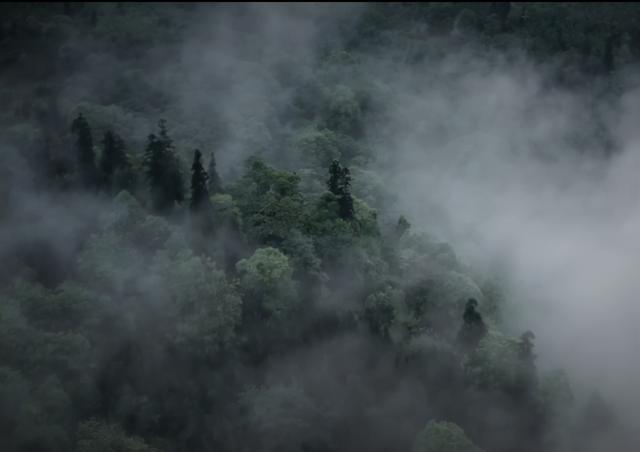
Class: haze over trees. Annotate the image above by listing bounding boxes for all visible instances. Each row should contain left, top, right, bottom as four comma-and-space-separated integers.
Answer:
0, 3, 637, 452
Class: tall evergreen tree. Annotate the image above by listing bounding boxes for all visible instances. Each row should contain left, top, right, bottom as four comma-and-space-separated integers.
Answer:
456, 298, 487, 352
327, 160, 342, 195
100, 130, 131, 191
338, 166, 354, 220
396, 215, 411, 238
71, 113, 96, 189
143, 133, 165, 211
207, 151, 222, 194
142, 120, 185, 213
515, 330, 538, 394
327, 159, 354, 221
190, 149, 210, 212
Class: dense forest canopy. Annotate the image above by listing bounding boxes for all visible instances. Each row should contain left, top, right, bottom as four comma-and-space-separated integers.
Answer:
1, 3, 640, 452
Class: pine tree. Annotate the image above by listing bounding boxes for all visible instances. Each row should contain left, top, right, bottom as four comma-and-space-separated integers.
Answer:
338, 166, 354, 220
515, 330, 538, 394
142, 120, 185, 213
100, 130, 131, 191
327, 159, 354, 221
456, 298, 487, 352
327, 160, 342, 195
207, 151, 222, 194
143, 133, 166, 211
169, 152, 185, 206
396, 215, 411, 238
71, 113, 97, 189
190, 149, 210, 212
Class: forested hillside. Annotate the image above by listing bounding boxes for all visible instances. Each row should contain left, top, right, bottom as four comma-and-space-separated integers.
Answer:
1, 3, 638, 452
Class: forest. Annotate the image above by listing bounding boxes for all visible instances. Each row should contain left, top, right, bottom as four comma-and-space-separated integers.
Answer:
1, 3, 639, 452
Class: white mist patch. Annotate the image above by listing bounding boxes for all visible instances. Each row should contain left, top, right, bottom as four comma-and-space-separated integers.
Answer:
375, 47, 640, 425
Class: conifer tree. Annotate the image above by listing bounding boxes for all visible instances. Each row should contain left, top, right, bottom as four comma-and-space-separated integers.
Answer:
100, 130, 131, 191
207, 151, 222, 194
327, 160, 342, 195
338, 166, 354, 220
142, 120, 185, 213
457, 298, 487, 352
515, 330, 538, 393
190, 149, 210, 212
327, 159, 354, 221
71, 113, 96, 189
396, 215, 411, 238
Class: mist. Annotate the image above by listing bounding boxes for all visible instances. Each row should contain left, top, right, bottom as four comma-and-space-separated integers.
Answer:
371, 46, 640, 423
1, 3, 639, 452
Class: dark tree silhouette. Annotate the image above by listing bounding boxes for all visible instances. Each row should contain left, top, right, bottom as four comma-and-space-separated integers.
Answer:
190, 149, 210, 212
327, 159, 354, 220
100, 130, 132, 192
457, 298, 487, 351
143, 120, 185, 213
207, 151, 222, 195
396, 215, 411, 238
71, 113, 96, 189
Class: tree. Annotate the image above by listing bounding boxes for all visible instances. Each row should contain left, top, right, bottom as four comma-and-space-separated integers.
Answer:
208, 151, 222, 194
100, 130, 132, 192
190, 149, 210, 212
232, 157, 305, 246
236, 247, 299, 360
514, 330, 538, 397
518, 330, 536, 361
579, 392, 617, 440
158, 119, 185, 206
363, 286, 400, 339
71, 113, 96, 189
396, 215, 411, 238
76, 420, 158, 452
236, 247, 298, 320
240, 383, 332, 452
457, 298, 487, 352
413, 420, 483, 452
150, 247, 242, 358
327, 159, 354, 221
142, 120, 185, 213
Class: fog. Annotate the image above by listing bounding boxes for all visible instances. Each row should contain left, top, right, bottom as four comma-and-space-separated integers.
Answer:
166, 3, 640, 438
375, 44, 640, 424
2, 3, 640, 451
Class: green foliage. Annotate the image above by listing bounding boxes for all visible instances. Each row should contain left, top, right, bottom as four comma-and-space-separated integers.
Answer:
240, 383, 333, 452
413, 420, 483, 452
236, 247, 298, 320
0, 4, 603, 451
362, 285, 403, 339
149, 247, 242, 357
210, 193, 242, 231
327, 159, 354, 221
293, 128, 342, 168
232, 158, 305, 246
323, 85, 363, 138
76, 419, 159, 452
